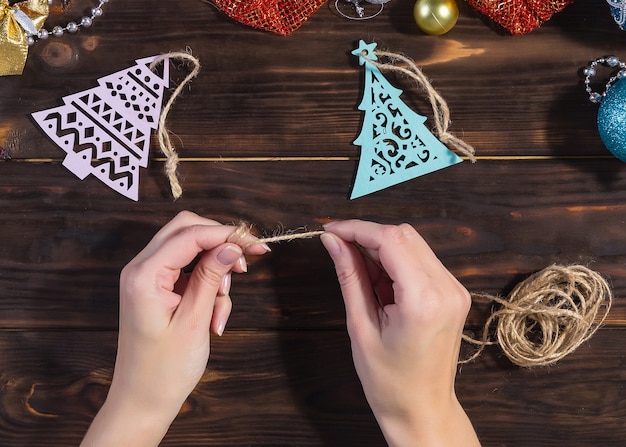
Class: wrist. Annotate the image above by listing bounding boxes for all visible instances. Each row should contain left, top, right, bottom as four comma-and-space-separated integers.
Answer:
375, 396, 479, 447
80, 389, 180, 447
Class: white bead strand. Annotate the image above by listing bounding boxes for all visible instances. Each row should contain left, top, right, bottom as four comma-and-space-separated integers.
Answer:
27, 0, 109, 45
583, 55, 626, 104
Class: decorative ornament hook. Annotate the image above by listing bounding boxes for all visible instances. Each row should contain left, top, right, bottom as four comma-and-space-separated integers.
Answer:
583, 55, 626, 161
334, 0, 387, 20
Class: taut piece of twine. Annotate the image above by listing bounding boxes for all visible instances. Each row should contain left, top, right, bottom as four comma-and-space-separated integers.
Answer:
150, 51, 201, 200
227, 222, 324, 249
227, 223, 612, 367
365, 50, 476, 162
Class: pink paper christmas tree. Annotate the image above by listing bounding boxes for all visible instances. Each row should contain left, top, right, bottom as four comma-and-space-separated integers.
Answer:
31, 56, 170, 200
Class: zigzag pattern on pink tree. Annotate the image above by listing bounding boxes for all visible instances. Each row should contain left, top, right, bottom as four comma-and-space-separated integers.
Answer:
32, 56, 169, 201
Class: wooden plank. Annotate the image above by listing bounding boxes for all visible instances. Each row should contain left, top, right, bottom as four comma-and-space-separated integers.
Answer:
1, 0, 622, 159
459, 328, 626, 446
0, 159, 623, 329
0, 329, 623, 446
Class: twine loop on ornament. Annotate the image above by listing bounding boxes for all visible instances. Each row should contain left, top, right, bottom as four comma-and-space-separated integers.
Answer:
462, 264, 612, 367
364, 49, 476, 162
149, 50, 201, 200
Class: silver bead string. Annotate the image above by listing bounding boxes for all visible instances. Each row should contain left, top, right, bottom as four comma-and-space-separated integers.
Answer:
583, 55, 626, 104
27, 0, 109, 45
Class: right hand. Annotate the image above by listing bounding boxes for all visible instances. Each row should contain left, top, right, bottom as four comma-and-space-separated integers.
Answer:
321, 219, 480, 447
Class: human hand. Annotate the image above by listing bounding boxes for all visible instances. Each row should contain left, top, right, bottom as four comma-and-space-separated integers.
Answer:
321, 220, 480, 447
81, 211, 268, 447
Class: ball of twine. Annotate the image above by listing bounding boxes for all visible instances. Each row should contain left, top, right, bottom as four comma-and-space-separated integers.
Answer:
462, 264, 613, 367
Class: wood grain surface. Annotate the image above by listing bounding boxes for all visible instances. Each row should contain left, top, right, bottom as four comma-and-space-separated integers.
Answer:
1, 0, 625, 445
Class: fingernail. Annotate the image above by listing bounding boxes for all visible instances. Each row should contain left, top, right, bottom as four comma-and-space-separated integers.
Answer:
219, 273, 231, 296
320, 233, 341, 257
323, 221, 338, 229
217, 319, 226, 336
237, 255, 248, 273
260, 243, 272, 252
217, 245, 242, 266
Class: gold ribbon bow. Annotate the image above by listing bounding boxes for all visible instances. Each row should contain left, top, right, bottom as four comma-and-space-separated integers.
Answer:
0, 0, 48, 76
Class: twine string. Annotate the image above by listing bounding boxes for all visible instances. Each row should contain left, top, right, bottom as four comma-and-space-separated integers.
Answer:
365, 50, 476, 162
149, 51, 201, 200
227, 222, 324, 249
226, 224, 612, 367
461, 264, 612, 367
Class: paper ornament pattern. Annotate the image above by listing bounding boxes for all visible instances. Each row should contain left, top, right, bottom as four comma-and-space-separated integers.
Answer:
607, 0, 626, 29
31, 56, 169, 200
350, 40, 463, 199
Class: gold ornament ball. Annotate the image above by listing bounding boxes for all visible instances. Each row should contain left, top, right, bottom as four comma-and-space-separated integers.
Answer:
413, 0, 459, 35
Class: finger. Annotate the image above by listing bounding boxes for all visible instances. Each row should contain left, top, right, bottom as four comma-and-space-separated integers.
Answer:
174, 243, 243, 332
145, 224, 262, 275
323, 220, 386, 261
324, 220, 445, 302
153, 211, 222, 243
320, 232, 381, 338
132, 211, 222, 263
211, 293, 233, 336
136, 212, 268, 267
218, 272, 231, 297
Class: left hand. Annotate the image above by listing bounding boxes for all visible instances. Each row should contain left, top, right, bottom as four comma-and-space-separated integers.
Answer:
80, 211, 268, 447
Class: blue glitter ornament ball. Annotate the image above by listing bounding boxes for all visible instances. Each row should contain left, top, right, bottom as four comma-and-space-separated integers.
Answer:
598, 77, 626, 162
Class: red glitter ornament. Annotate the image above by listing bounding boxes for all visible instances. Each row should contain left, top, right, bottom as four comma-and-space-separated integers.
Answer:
466, 0, 574, 34
211, 0, 327, 36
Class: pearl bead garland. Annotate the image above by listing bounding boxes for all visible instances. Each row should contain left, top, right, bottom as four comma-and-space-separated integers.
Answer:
583, 55, 626, 104
27, 0, 109, 46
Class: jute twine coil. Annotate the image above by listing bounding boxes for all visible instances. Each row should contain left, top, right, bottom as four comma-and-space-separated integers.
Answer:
365, 49, 476, 162
149, 51, 201, 200
227, 224, 612, 367
462, 264, 612, 367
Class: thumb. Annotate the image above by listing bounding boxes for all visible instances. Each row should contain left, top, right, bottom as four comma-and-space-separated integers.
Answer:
320, 233, 380, 336
175, 243, 243, 331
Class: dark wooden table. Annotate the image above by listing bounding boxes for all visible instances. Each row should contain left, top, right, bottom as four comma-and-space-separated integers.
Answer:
1, 0, 625, 445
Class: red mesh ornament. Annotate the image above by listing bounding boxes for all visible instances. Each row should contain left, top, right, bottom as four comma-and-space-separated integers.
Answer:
466, 0, 574, 34
212, 0, 327, 36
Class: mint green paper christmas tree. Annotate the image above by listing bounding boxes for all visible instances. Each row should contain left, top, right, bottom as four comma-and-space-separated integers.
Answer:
350, 40, 463, 199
